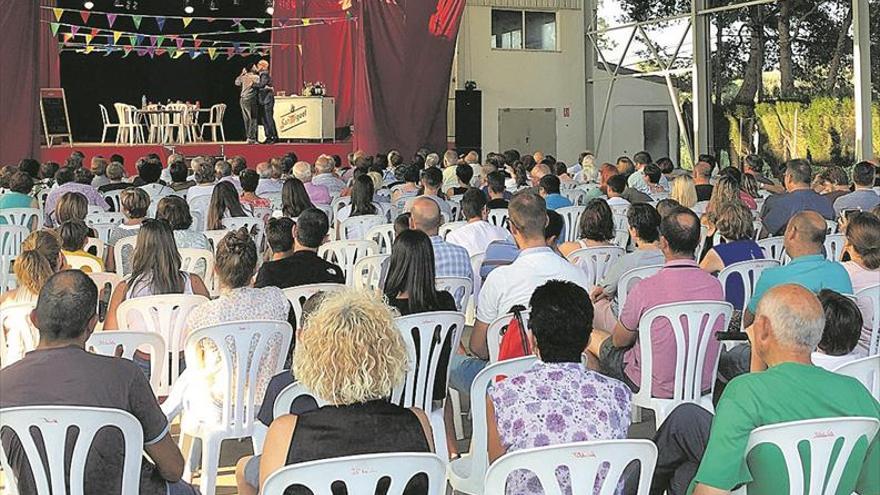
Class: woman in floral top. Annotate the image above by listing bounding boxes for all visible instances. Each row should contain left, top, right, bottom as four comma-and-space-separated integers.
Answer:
487, 280, 632, 494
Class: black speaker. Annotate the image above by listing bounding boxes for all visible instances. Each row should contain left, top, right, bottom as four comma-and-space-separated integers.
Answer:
455, 90, 481, 155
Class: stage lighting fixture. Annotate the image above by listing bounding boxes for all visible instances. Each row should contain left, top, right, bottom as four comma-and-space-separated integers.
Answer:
83, 1, 94, 9
265, 2, 274, 15
208, 0, 218, 11
114, 0, 124, 6
184, 0, 194, 13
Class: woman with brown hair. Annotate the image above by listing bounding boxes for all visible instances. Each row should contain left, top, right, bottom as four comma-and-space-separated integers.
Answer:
0, 230, 65, 307
702, 176, 745, 234
559, 198, 615, 258
206, 180, 249, 231
106, 187, 150, 274
842, 211, 880, 352
54, 191, 89, 225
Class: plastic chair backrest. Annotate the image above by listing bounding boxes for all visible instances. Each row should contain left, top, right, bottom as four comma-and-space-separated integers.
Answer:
556, 205, 586, 243
743, 417, 880, 495
203, 229, 228, 252
487, 310, 531, 362
717, 259, 781, 319
188, 195, 212, 230
113, 236, 138, 277
83, 237, 106, 259
184, 320, 293, 436
617, 264, 663, 311
635, 301, 732, 402
435, 276, 473, 312
318, 240, 379, 285
0, 406, 144, 495
752, 219, 763, 240
854, 284, 880, 355
261, 453, 447, 495
332, 196, 351, 215
484, 439, 658, 495
757, 236, 787, 263
99, 103, 112, 125
391, 311, 465, 410
834, 355, 880, 399
178, 248, 214, 287
282, 283, 346, 327
340, 214, 386, 241
566, 246, 625, 287
103, 190, 124, 213
609, 203, 630, 217
1, 208, 41, 230
692, 201, 709, 217
612, 212, 629, 231
1, 225, 28, 291
352, 254, 389, 291
439, 221, 467, 240
66, 254, 103, 273
272, 381, 330, 419
0, 302, 38, 367
116, 294, 209, 393
222, 216, 265, 251
86, 215, 123, 244
448, 198, 461, 221
563, 187, 587, 206
365, 223, 395, 254
86, 330, 167, 391
695, 224, 708, 258
487, 208, 509, 228
824, 233, 846, 261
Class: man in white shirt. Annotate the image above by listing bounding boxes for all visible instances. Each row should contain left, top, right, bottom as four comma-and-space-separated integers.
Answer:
448, 191, 591, 395
184, 158, 216, 206
311, 154, 346, 197
404, 167, 453, 219
446, 188, 511, 258
606, 175, 632, 208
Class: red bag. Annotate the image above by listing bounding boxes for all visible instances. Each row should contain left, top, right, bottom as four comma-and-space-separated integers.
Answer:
497, 305, 530, 361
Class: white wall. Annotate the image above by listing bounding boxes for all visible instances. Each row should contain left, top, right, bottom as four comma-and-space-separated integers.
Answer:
452, 5, 587, 162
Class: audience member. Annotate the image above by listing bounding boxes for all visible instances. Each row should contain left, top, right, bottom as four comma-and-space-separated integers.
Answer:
703, 176, 747, 238
812, 289, 864, 370
486, 171, 510, 209
383, 229, 456, 316
336, 175, 383, 239
529, 162, 551, 186
107, 188, 150, 273
813, 166, 851, 205
670, 174, 698, 209
627, 150, 652, 194
487, 280, 632, 494
656, 198, 681, 218
185, 157, 217, 204
606, 175, 631, 208
841, 211, 880, 352
138, 158, 173, 203
587, 208, 725, 397
168, 159, 195, 194
58, 220, 103, 273
409, 196, 473, 280
834, 161, 880, 216
280, 177, 315, 219
559, 198, 615, 257
644, 163, 665, 193
446, 164, 474, 197
206, 181, 250, 231
239, 169, 271, 214
391, 164, 421, 204
44, 166, 108, 226
538, 174, 572, 211
214, 159, 241, 193
255, 161, 285, 196
154, 195, 211, 253
292, 161, 330, 205
393, 212, 411, 236
652, 285, 878, 495
98, 161, 129, 195
761, 159, 835, 236
312, 154, 345, 197
0, 172, 38, 218
446, 188, 511, 258
405, 167, 452, 219
0, 230, 63, 308
693, 161, 713, 201
255, 211, 344, 289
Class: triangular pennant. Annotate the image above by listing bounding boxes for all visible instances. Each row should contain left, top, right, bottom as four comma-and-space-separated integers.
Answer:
257, 19, 266, 25
50, 23, 60, 35
85, 45, 95, 54
90, 27, 99, 36
302, 18, 311, 26
156, 35, 165, 47
226, 47, 235, 59
192, 33, 199, 40
80, 10, 90, 24
232, 42, 241, 53
53, 8, 64, 21
132, 15, 142, 29
207, 47, 217, 59
113, 31, 122, 44
194, 39, 202, 48
238, 24, 247, 32
135, 34, 144, 45
85, 34, 94, 44
149, 35, 157, 46
175, 37, 184, 49
248, 42, 256, 53
147, 46, 156, 58
190, 49, 201, 59
123, 46, 132, 57
232, 18, 242, 26
156, 48, 166, 56
107, 13, 117, 27
70, 25, 80, 36
182, 17, 192, 28
63, 32, 74, 43
173, 49, 184, 59
167, 47, 176, 57
155, 16, 165, 31
128, 35, 136, 45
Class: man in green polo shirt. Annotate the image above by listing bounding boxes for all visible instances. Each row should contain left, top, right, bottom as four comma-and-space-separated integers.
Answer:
743, 210, 852, 328
650, 284, 879, 495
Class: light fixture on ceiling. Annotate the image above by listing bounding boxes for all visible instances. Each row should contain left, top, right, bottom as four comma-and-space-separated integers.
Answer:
83, 1, 95, 9
114, 0, 123, 6
208, 0, 218, 11
184, 0, 194, 13
265, 0, 274, 15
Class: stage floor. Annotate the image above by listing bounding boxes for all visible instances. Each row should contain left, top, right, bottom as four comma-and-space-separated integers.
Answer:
40, 141, 353, 175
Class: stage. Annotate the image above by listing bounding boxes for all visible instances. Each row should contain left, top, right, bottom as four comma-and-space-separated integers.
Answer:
40, 141, 353, 175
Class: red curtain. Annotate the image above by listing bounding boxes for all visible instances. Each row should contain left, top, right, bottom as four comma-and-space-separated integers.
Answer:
40, 0, 62, 89
0, 0, 40, 164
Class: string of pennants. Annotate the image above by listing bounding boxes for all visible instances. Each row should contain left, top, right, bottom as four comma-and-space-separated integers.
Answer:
56, 42, 302, 60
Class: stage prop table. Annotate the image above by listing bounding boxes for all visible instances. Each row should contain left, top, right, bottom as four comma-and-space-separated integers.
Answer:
260, 96, 335, 142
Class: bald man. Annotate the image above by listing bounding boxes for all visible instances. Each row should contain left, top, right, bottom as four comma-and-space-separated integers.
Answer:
292, 161, 330, 205
529, 163, 551, 187
743, 210, 852, 328
409, 196, 472, 280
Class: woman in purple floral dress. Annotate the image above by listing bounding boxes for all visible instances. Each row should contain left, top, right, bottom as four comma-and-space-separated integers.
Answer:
487, 280, 632, 494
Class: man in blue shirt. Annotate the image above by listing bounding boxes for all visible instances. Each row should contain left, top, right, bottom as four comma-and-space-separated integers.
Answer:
760, 159, 834, 235
538, 174, 572, 211
833, 161, 880, 216
745, 210, 852, 327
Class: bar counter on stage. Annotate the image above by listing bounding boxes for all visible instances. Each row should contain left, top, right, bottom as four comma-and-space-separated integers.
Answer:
261, 96, 335, 142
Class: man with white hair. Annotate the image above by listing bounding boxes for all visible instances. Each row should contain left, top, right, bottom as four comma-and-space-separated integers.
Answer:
651, 284, 880, 495
256, 161, 284, 196
312, 154, 346, 197
292, 161, 330, 205
441, 149, 462, 192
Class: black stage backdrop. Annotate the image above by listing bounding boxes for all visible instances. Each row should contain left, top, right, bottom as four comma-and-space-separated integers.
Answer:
57, 0, 270, 143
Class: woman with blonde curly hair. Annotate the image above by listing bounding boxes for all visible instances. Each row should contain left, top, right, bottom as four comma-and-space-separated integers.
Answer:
669, 174, 698, 209
236, 289, 434, 495
0, 230, 65, 307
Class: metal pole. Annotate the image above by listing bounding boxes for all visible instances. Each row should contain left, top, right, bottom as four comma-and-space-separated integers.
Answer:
584, 0, 596, 152
853, 0, 873, 161
691, 0, 712, 159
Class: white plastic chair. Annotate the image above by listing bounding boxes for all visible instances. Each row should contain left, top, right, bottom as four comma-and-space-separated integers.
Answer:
610, 203, 630, 217
617, 264, 663, 312
331, 195, 351, 216
1, 207, 41, 231
89, 272, 122, 300
86, 214, 124, 244
188, 195, 212, 231
0, 302, 37, 367
318, 240, 379, 285
103, 189, 124, 213
692, 200, 709, 217
282, 283, 346, 328
202, 229, 228, 252
448, 197, 462, 221
757, 236, 787, 264
695, 224, 709, 259
834, 355, 880, 399
365, 222, 396, 254
262, 453, 447, 495
435, 276, 473, 313
391, 311, 466, 461
633, 300, 733, 427
733, 417, 880, 495
352, 254, 390, 291
487, 310, 531, 363
717, 259, 780, 328
447, 356, 538, 495
178, 248, 214, 288
487, 208, 509, 229
99, 103, 120, 143
66, 254, 104, 273
823, 233, 846, 261
439, 220, 467, 240
484, 440, 658, 495
86, 330, 167, 391
115, 294, 208, 394
272, 381, 329, 419
566, 246, 625, 287
0, 225, 29, 291
83, 237, 106, 260
557, 205, 586, 243
113, 236, 138, 277
854, 284, 880, 355
562, 187, 588, 206
180, 320, 292, 495
199, 103, 226, 142
340, 214, 386, 241
222, 216, 265, 251
0, 406, 144, 495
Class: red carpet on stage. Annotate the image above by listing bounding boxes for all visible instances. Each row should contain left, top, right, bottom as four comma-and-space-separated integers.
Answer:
40, 141, 353, 175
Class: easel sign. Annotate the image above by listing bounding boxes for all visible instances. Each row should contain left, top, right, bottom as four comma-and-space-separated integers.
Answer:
40, 88, 73, 147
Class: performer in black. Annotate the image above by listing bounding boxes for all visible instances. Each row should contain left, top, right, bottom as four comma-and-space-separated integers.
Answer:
253, 59, 278, 144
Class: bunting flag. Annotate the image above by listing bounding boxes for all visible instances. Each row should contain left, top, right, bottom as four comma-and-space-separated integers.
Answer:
302, 19, 311, 26
50, 22, 60, 35
207, 47, 216, 59
70, 25, 80, 36
107, 13, 117, 27
128, 34, 136, 45
84, 45, 94, 54
157, 35, 166, 46
190, 49, 200, 59
226, 47, 235, 59
90, 27, 100, 36
232, 42, 240, 53
85, 34, 94, 44
63, 32, 74, 42
135, 34, 144, 45
132, 15, 142, 29
113, 31, 122, 43
123, 46, 132, 57
80, 10, 90, 23
175, 37, 184, 49
53, 8, 63, 21
149, 35, 157, 46
231, 18, 242, 26
182, 17, 192, 28
155, 16, 165, 31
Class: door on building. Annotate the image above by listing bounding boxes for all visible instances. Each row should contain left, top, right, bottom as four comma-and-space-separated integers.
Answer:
498, 108, 557, 157
643, 110, 670, 160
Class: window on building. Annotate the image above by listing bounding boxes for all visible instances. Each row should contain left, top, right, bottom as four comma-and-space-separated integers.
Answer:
491, 10, 557, 51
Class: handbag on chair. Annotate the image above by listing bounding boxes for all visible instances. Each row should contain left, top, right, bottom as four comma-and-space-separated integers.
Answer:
497, 305, 531, 361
